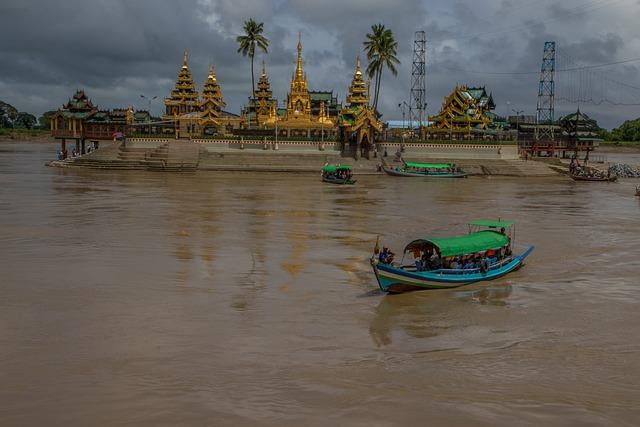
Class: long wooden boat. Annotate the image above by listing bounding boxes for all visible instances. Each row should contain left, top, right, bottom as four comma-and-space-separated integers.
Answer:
381, 160, 468, 178
322, 164, 356, 185
322, 176, 357, 185
636, 186, 640, 196
570, 174, 617, 182
372, 220, 534, 293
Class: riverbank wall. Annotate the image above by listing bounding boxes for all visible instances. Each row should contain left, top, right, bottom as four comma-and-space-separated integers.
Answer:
46, 138, 561, 177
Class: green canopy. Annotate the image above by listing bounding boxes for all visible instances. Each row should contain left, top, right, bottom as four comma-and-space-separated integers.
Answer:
404, 162, 453, 169
468, 219, 514, 229
322, 164, 352, 173
404, 230, 509, 258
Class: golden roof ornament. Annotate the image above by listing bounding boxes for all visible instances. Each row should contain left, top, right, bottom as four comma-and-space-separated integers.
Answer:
295, 32, 304, 80
182, 49, 189, 69
355, 56, 362, 77
208, 64, 217, 82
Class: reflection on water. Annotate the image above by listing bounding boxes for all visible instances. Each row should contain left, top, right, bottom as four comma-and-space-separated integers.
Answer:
1, 142, 640, 426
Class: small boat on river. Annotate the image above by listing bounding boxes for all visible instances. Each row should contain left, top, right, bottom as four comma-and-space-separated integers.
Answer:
371, 220, 534, 293
570, 173, 617, 182
381, 159, 467, 178
322, 164, 356, 185
636, 186, 640, 196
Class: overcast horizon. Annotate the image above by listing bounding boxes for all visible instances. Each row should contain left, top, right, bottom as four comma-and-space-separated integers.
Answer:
1, 0, 640, 129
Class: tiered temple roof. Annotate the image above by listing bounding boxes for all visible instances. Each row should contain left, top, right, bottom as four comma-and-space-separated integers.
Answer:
164, 50, 200, 118
430, 85, 497, 130
345, 57, 369, 107
560, 108, 602, 141
59, 90, 97, 119
200, 65, 226, 125
338, 57, 382, 157
247, 61, 278, 125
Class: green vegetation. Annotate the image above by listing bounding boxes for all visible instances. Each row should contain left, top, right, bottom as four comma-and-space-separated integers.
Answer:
363, 24, 400, 111
599, 118, 640, 143
0, 127, 50, 139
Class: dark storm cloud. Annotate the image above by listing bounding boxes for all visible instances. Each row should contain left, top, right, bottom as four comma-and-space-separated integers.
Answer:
0, 0, 639, 127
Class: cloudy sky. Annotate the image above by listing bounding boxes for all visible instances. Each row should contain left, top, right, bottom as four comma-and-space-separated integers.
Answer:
1, 0, 639, 128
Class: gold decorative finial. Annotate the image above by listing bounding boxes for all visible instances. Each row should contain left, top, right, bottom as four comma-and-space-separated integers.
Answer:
182, 49, 189, 69
261, 60, 266, 77
355, 56, 362, 76
295, 33, 304, 80
208, 64, 217, 81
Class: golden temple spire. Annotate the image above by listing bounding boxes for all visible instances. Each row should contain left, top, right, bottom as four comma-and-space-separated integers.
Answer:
182, 49, 189, 69
355, 56, 362, 77
261, 60, 267, 77
208, 64, 217, 81
295, 32, 304, 80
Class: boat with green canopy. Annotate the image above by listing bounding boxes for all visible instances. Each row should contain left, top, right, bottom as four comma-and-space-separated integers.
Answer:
381, 159, 467, 178
321, 164, 356, 185
371, 220, 533, 293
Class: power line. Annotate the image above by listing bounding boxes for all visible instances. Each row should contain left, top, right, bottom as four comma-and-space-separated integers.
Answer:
433, 56, 640, 76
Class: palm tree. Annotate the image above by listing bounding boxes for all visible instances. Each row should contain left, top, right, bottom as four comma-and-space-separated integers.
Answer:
363, 24, 400, 112
237, 19, 269, 126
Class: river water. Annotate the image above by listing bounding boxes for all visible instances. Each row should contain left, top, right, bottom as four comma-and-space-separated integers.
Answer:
1, 142, 640, 426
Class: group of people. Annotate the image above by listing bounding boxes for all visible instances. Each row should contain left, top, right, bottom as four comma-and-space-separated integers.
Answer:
56, 144, 98, 161
323, 168, 353, 181
414, 245, 512, 274
569, 157, 611, 179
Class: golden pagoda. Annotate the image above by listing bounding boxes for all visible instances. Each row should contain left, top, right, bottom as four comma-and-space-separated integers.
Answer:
286, 32, 312, 120
249, 61, 278, 126
200, 65, 226, 132
338, 56, 382, 158
164, 50, 200, 118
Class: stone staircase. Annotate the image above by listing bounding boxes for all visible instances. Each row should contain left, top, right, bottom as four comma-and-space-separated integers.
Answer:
59, 141, 201, 171
59, 142, 146, 170
146, 142, 200, 171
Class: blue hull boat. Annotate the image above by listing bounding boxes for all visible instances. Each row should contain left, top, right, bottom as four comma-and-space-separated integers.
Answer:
372, 246, 534, 293
372, 220, 534, 293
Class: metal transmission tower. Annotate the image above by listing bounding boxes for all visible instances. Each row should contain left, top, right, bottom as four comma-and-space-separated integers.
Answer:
409, 31, 426, 131
535, 41, 556, 141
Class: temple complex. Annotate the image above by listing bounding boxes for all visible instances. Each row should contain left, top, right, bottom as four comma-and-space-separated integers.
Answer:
430, 85, 502, 132
338, 57, 382, 158
262, 34, 339, 138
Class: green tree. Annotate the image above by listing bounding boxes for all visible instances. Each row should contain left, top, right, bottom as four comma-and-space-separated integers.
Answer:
363, 24, 400, 112
38, 110, 56, 129
610, 118, 640, 141
14, 112, 37, 129
236, 19, 269, 127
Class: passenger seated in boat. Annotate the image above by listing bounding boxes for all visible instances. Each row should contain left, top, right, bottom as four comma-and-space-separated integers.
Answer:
379, 247, 395, 264
450, 258, 459, 270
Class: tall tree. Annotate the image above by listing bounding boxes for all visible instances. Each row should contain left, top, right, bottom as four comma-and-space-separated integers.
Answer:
363, 24, 400, 112
236, 19, 269, 127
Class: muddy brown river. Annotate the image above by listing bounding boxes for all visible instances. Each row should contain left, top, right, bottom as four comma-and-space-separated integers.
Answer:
1, 142, 640, 426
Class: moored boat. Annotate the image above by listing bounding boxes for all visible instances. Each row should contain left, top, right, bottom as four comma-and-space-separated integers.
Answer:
381, 159, 467, 178
570, 173, 617, 182
636, 186, 640, 196
322, 164, 356, 185
371, 220, 534, 293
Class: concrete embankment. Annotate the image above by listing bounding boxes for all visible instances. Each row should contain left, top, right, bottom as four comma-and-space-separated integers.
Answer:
48, 139, 562, 177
